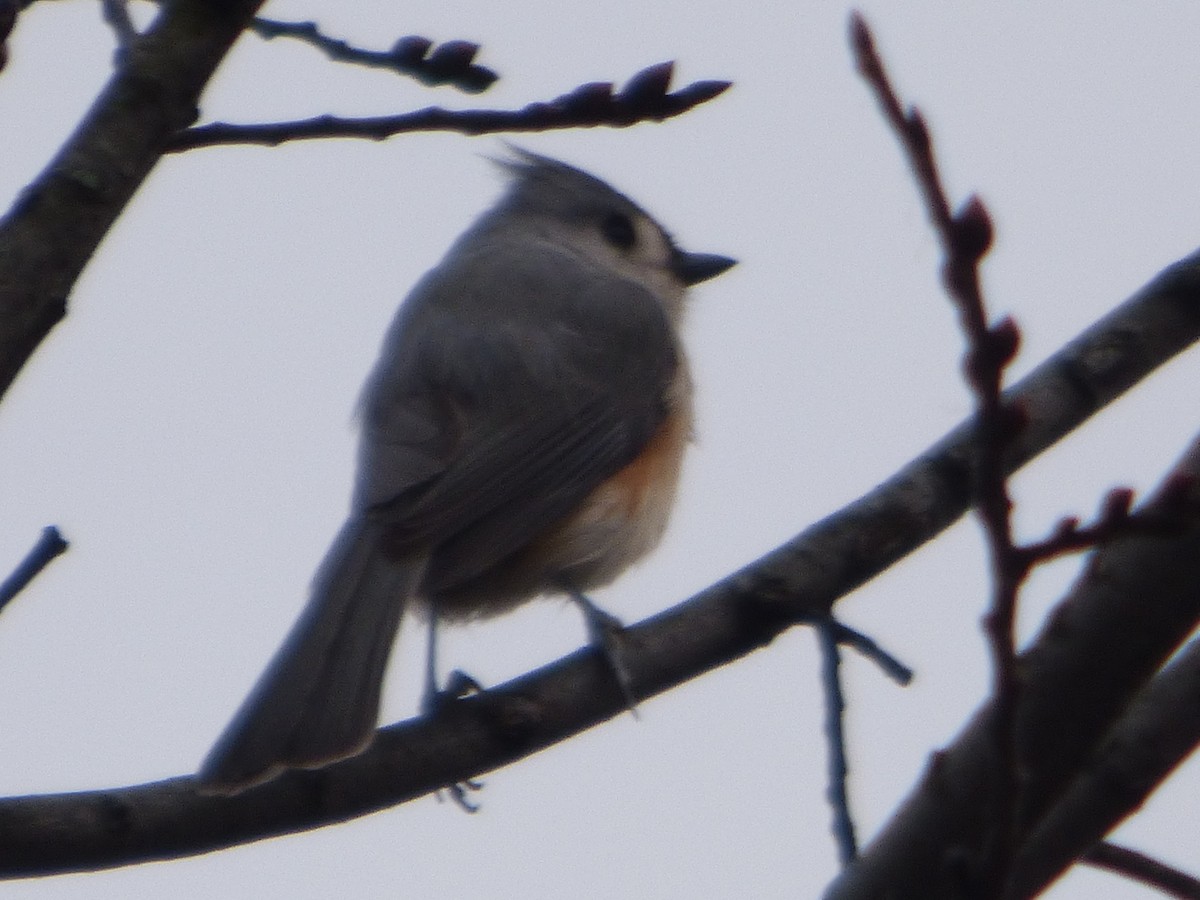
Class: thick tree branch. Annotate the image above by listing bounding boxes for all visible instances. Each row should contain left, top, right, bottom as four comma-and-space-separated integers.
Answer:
824, 433, 1200, 899
1009, 638, 1200, 897
0, 0, 18, 71
0, 0, 266, 401
0, 249, 1196, 876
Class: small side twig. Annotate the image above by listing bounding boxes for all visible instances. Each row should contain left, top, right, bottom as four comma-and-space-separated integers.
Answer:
165, 62, 731, 153
818, 618, 913, 686
1082, 842, 1200, 899
0, 526, 68, 615
816, 622, 858, 865
249, 19, 499, 94
808, 616, 912, 866
1015, 480, 1195, 569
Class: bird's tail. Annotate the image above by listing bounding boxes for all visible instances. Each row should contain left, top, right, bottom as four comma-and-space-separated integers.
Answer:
196, 519, 422, 794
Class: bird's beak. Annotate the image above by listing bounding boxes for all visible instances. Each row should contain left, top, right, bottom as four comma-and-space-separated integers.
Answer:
672, 249, 738, 286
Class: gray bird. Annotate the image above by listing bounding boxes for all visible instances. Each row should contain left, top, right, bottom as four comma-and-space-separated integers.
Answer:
197, 150, 736, 793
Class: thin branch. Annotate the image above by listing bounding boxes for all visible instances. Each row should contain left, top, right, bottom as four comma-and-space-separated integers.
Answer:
165, 62, 732, 152
853, 13, 1022, 888
0, 526, 67, 614
802, 615, 909, 870
1081, 843, 1200, 899
817, 623, 858, 865
807, 617, 910, 866
1014, 482, 1193, 568
249, 19, 498, 93
816, 619, 913, 686
1, 251, 1197, 876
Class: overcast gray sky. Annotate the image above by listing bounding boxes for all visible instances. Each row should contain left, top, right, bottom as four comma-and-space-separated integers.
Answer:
0, 2, 1197, 898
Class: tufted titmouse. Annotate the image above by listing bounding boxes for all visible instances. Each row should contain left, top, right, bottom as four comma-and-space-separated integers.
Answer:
197, 150, 736, 793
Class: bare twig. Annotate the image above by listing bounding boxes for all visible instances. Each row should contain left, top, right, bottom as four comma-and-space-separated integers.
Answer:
165, 62, 731, 152
0, 526, 68, 614
804, 616, 909, 865
1082, 843, 1200, 899
852, 13, 1024, 889
799, 604, 913, 863
817, 623, 858, 865
815, 618, 913, 686
249, 19, 498, 93
1015, 481, 1193, 568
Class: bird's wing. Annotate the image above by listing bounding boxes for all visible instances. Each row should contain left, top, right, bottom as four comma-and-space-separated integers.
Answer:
355, 243, 680, 586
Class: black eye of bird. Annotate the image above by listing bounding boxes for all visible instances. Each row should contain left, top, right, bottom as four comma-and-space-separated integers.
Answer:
600, 212, 637, 250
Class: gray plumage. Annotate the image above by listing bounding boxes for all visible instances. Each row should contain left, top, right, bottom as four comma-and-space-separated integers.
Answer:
197, 150, 734, 793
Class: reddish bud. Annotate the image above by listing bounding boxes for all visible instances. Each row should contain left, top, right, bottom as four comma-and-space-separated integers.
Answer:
849, 11, 873, 59
390, 35, 433, 64
905, 109, 930, 154
989, 316, 1021, 367
954, 195, 994, 259
1052, 516, 1081, 541
621, 62, 675, 105
426, 40, 481, 73
562, 82, 615, 117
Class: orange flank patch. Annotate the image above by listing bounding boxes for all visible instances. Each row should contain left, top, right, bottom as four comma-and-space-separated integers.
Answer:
606, 411, 690, 517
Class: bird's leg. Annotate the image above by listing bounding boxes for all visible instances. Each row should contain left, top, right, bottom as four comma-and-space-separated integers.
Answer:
420, 601, 442, 716
420, 602, 483, 716
421, 601, 484, 811
568, 590, 639, 715
422, 607, 441, 720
